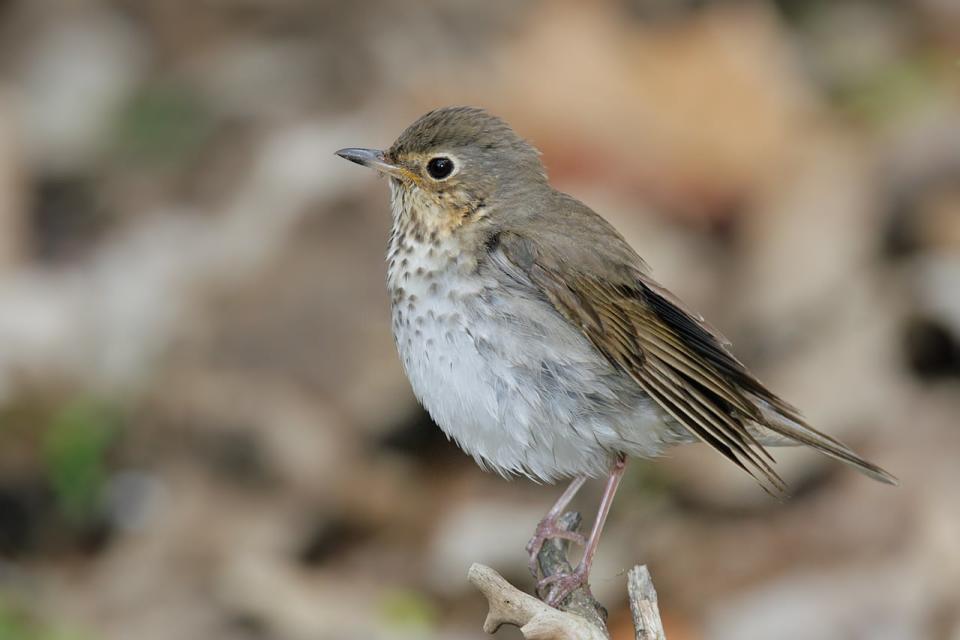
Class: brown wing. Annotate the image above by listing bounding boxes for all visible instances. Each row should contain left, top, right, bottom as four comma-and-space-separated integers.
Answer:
488, 207, 898, 489
493, 229, 803, 493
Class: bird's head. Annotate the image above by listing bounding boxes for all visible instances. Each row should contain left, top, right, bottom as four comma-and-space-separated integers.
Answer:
336, 106, 548, 237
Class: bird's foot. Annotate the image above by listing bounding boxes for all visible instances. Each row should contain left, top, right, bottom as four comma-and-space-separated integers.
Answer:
537, 565, 590, 607
525, 518, 586, 578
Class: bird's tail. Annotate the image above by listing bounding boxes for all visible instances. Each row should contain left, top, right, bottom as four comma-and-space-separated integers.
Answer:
752, 405, 899, 486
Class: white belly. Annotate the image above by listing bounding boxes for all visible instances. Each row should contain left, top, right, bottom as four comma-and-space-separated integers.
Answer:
387, 232, 672, 483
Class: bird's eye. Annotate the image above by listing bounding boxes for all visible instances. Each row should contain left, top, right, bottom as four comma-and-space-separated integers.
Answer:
426, 156, 454, 180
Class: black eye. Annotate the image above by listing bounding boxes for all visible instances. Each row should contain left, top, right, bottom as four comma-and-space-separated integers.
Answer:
426, 156, 454, 180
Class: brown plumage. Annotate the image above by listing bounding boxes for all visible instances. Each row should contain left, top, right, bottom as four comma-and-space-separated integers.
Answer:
491, 196, 897, 493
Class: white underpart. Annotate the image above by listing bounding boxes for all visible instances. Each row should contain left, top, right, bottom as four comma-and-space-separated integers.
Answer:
387, 184, 675, 482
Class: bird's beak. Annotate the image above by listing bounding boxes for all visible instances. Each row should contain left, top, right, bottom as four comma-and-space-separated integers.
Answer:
335, 148, 409, 181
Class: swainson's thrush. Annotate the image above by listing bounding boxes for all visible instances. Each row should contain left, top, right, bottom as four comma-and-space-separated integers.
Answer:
336, 107, 896, 606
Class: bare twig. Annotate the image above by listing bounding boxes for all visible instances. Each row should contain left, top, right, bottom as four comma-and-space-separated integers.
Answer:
628, 565, 666, 640
469, 510, 667, 639
468, 564, 608, 640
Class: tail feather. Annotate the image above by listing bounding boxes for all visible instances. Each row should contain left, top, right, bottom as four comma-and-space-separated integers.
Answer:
756, 406, 899, 486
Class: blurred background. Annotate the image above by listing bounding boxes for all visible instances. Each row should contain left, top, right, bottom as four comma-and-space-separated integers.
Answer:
0, 0, 958, 638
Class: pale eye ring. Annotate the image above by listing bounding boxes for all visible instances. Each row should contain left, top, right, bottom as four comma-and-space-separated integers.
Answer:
426, 156, 455, 180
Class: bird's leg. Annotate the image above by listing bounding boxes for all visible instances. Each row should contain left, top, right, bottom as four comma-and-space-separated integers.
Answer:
526, 475, 588, 577
538, 454, 627, 607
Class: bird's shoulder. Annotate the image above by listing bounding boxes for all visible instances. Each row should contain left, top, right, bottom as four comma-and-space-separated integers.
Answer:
484, 192, 720, 351
485, 204, 715, 364
490, 192, 648, 284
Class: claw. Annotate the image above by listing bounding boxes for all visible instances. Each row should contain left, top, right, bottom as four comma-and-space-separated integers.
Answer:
537, 567, 590, 607
526, 518, 586, 578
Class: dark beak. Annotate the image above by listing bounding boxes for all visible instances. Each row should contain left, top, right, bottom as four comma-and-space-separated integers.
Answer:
335, 147, 407, 179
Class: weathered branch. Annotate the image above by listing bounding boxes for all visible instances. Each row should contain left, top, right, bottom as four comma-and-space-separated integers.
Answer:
469, 511, 667, 639
468, 564, 608, 640
628, 565, 666, 640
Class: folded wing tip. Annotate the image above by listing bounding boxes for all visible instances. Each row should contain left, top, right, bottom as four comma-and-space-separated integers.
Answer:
867, 466, 900, 486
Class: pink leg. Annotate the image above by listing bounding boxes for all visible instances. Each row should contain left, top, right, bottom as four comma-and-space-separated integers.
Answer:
526, 476, 588, 577
539, 454, 627, 607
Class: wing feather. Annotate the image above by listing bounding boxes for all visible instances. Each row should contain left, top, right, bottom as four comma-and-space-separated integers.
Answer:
491, 227, 897, 490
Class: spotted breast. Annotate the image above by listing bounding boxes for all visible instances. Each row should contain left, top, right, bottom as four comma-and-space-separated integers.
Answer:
385, 180, 671, 482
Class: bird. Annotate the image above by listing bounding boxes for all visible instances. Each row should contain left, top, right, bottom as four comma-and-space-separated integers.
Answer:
335, 106, 897, 607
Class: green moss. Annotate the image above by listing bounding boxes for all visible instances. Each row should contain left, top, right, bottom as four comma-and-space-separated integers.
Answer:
830, 54, 943, 125
41, 397, 121, 525
110, 83, 215, 166
379, 589, 439, 631
0, 599, 95, 640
